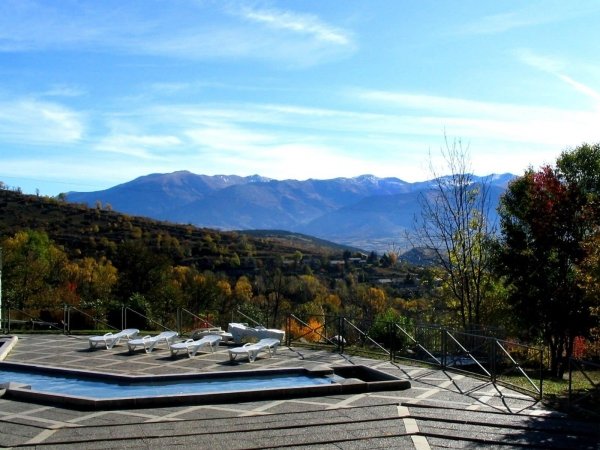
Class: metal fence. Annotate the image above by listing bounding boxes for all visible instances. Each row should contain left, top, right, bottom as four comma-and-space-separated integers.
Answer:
568, 358, 600, 417
286, 313, 544, 399
0, 304, 226, 337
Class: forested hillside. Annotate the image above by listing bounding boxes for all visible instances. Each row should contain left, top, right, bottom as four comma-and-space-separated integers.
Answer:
0, 188, 354, 269
0, 188, 432, 334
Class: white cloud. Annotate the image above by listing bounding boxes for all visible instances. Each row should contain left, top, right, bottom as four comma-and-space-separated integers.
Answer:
555, 74, 600, 102
513, 48, 565, 72
0, 98, 84, 145
0, 158, 115, 187
241, 7, 351, 45
355, 89, 600, 148
515, 49, 600, 104
463, 11, 542, 35
0, 1, 354, 66
42, 84, 87, 98
460, 2, 600, 35
186, 125, 274, 151
111, 95, 600, 169
95, 134, 182, 159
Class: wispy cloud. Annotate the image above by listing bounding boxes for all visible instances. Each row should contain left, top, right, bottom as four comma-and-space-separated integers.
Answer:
462, 11, 545, 35
513, 48, 564, 72
0, 1, 353, 66
515, 49, 600, 103
41, 84, 87, 98
460, 2, 600, 35
556, 74, 600, 102
94, 134, 182, 159
0, 98, 84, 144
186, 124, 275, 152
184, 122, 377, 180
79, 92, 599, 185
241, 7, 351, 45
355, 89, 600, 148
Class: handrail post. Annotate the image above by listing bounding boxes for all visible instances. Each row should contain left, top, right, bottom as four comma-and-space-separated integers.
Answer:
568, 357, 573, 409
341, 316, 345, 353
337, 316, 343, 353
539, 348, 544, 400
388, 321, 394, 362
441, 328, 447, 369
63, 304, 67, 335
490, 338, 497, 384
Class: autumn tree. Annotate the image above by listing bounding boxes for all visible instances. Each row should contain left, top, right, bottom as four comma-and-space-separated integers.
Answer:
69, 257, 118, 305
559, 144, 600, 359
412, 139, 497, 330
578, 232, 600, 358
113, 240, 172, 304
1, 230, 70, 309
261, 268, 287, 328
233, 276, 254, 308
65, 256, 118, 323
143, 265, 189, 327
495, 143, 599, 376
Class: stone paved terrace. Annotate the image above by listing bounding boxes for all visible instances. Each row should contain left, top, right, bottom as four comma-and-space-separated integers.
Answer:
0, 334, 598, 449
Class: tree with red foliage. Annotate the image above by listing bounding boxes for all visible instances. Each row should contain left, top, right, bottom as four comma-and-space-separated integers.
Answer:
495, 144, 598, 377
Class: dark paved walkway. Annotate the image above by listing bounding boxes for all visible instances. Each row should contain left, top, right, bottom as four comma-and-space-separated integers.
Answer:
0, 334, 598, 449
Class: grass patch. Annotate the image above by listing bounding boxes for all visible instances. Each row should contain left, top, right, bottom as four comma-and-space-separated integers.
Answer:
501, 370, 600, 420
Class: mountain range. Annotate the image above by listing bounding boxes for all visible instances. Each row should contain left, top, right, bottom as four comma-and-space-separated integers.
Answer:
66, 171, 515, 252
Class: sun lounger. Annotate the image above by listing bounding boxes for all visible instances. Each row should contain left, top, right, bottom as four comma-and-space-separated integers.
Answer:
127, 331, 178, 353
228, 338, 281, 362
191, 327, 233, 342
169, 335, 222, 358
227, 322, 285, 343
88, 328, 139, 349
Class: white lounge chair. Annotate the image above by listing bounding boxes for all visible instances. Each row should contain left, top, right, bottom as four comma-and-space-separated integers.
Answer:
227, 322, 285, 343
88, 328, 139, 349
191, 327, 234, 342
127, 331, 178, 353
228, 338, 281, 362
169, 335, 222, 358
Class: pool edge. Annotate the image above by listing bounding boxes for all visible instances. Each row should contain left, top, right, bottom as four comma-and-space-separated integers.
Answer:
0, 362, 410, 410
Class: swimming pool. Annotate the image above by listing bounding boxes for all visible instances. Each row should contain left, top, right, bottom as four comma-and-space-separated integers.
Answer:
0, 362, 410, 409
0, 367, 338, 398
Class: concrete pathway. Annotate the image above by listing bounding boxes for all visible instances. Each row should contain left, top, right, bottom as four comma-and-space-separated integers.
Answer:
0, 334, 598, 449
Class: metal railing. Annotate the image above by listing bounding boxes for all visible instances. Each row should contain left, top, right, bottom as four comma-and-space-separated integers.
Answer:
122, 307, 175, 334
176, 308, 219, 336
286, 313, 341, 348
340, 317, 391, 358
393, 324, 544, 399
62, 305, 116, 333
1, 305, 65, 334
234, 309, 264, 328
2, 304, 187, 335
285, 313, 544, 399
568, 358, 600, 417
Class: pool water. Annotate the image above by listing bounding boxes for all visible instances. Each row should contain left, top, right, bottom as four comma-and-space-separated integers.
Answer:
0, 368, 338, 399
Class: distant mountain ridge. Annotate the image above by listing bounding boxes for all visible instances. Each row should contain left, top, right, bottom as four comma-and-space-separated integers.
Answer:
66, 171, 515, 252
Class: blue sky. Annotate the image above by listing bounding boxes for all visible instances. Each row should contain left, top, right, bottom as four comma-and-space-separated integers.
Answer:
1, 0, 600, 196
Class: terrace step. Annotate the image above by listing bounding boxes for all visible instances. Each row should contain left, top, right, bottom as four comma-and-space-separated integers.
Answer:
402, 403, 598, 449
10, 402, 599, 449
